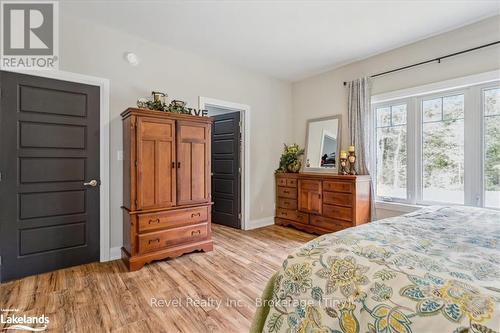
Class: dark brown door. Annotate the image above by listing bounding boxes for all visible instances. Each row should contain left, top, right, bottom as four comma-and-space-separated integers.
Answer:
0, 71, 100, 282
136, 117, 176, 210
176, 120, 210, 205
211, 112, 241, 229
298, 179, 322, 214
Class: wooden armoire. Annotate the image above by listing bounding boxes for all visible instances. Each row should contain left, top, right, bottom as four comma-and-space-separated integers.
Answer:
121, 108, 213, 271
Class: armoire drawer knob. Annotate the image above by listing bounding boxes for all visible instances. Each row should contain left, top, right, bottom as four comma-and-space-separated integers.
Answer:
148, 218, 160, 224
191, 230, 201, 236
148, 238, 160, 244
191, 212, 201, 218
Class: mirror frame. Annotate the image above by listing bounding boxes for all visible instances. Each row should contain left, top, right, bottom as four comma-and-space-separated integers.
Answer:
303, 115, 342, 173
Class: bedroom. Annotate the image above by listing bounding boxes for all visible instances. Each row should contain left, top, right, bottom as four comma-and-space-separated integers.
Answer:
0, 1, 499, 332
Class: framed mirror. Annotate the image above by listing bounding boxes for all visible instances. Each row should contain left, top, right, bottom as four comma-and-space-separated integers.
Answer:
304, 115, 342, 173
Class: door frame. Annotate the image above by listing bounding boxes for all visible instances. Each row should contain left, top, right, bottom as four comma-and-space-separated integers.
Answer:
199, 96, 250, 230
4, 69, 111, 261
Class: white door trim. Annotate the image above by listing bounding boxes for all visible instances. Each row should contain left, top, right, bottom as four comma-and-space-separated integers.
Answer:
198, 96, 251, 230
8, 69, 111, 262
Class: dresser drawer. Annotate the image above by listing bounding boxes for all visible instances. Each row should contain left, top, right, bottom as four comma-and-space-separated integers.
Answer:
138, 206, 208, 233
276, 208, 308, 224
277, 197, 298, 210
138, 223, 208, 254
323, 204, 352, 221
277, 186, 297, 199
286, 178, 298, 188
323, 181, 353, 193
277, 177, 287, 186
310, 215, 352, 231
323, 192, 352, 207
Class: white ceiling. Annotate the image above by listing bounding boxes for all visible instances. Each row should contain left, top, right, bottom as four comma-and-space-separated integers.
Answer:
61, 1, 500, 81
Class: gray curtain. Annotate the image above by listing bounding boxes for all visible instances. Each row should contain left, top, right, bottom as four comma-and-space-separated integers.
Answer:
347, 77, 375, 219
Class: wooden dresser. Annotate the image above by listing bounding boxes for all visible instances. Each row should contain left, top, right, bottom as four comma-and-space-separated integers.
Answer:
275, 173, 371, 234
121, 108, 213, 271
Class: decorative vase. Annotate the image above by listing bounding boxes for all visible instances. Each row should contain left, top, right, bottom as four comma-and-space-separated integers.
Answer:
287, 160, 301, 173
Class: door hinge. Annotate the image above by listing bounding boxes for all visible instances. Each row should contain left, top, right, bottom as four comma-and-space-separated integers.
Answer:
0, 256, 2, 265
238, 167, 241, 174
238, 213, 241, 220
0, 171, 2, 182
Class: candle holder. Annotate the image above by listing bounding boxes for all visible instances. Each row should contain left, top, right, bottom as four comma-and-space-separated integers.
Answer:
339, 150, 349, 175
348, 151, 357, 175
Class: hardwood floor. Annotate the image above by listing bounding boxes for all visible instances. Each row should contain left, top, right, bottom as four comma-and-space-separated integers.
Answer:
0, 224, 315, 333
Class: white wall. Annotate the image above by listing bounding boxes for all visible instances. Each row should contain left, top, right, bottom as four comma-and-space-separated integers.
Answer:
59, 15, 292, 248
292, 16, 500, 219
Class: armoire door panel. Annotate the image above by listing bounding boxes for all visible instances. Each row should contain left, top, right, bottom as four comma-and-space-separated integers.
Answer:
137, 117, 176, 209
177, 121, 210, 205
157, 140, 175, 206
140, 140, 156, 208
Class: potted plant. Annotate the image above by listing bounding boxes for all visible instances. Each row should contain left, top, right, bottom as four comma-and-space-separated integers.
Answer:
276, 143, 304, 173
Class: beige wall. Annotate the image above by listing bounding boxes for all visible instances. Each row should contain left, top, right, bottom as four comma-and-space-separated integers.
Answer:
293, 16, 500, 148
60, 16, 293, 248
292, 16, 500, 219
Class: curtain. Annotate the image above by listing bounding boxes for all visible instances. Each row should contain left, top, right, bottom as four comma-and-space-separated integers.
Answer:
347, 77, 376, 220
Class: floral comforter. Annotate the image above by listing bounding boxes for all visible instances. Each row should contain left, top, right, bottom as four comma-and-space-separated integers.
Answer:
255, 206, 500, 333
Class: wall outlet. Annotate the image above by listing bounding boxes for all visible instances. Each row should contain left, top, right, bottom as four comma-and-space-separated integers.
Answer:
117, 150, 124, 161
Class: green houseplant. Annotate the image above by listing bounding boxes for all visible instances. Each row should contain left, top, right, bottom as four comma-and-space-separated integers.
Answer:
276, 143, 304, 173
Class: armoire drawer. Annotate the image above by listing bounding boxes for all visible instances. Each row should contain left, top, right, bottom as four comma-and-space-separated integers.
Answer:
323, 192, 352, 207
277, 197, 297, 210
322, 204, 352, 221
323, 181, 353, 193
277, 186, 297, 199
276, 208, 308, 224
138, 223, 208, 254
138, 206, 208, 232
310, 215, 352, 231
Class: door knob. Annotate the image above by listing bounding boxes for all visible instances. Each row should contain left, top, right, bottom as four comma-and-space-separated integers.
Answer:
83, 179, 98, 187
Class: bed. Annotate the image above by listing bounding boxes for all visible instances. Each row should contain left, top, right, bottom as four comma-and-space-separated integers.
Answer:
251, 206, 500, 333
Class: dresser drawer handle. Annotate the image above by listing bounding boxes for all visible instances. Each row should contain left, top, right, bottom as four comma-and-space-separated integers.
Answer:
284, 202, 289, 205
282, 212, 288, 216
148, 238, 160, 244
191, 230, 201, 236
191, 212, 201, 218
283, 190, 290, 194
148, 218, 160, 224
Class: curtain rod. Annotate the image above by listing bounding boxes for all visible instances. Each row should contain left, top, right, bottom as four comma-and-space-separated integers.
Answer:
343, 41, 500, 86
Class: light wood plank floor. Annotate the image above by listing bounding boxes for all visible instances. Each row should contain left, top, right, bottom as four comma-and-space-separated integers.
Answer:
0, 224, 315, 333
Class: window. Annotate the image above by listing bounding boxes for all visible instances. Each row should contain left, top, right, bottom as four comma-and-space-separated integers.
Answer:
484, 87, 500, 208
375, 104, 407, 200
421, 94, 464, 204
372, 81, 500, 209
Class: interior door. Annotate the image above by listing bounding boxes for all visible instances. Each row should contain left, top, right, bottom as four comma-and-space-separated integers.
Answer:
211, 112, 241, 229
176, 120, 210, 205
136, 117, 176, 209
0, 71, 100, 282
298, 179, 322, 214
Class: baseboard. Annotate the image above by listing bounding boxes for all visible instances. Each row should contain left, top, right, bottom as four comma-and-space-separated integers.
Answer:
245, 216, 274, 230
109, 246, 122, 261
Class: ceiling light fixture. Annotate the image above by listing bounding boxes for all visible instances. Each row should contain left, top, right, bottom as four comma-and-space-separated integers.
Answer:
124, 52, 139, 66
